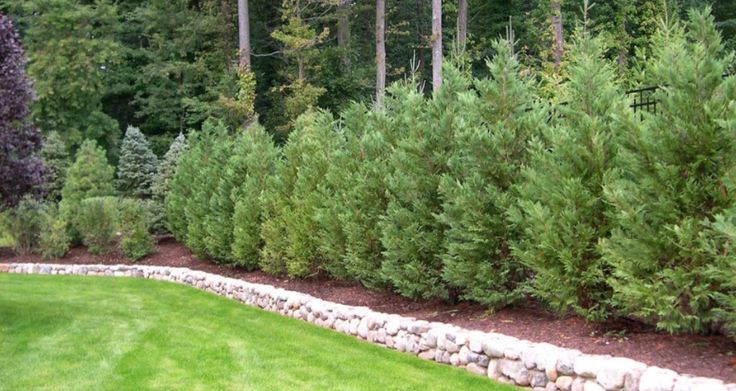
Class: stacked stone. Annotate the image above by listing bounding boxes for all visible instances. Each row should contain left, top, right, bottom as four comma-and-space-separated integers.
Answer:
1, 263, 734, 391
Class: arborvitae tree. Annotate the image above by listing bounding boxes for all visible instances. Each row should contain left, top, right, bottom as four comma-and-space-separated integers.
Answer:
380, 65, 470, 300
60, 139, 115, 220
509, 31, 632, 320
438, 40, 545, 308
602, 9, 736, 334
41, 131, 69, 202
185, 120, 231, 258
231, 126, 280, 269
259, 110, 340, 277
0, 14, 44, 208
116, 126, 158, 198
165, 133, 206, 242
152, 133, 188, 201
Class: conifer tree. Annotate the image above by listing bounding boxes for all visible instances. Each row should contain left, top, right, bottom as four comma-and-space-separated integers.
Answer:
602, 9, 736, 333
380, 65, 470, 300
510, 30, 632, 320
152, 133, 188, 202
116, 126, 158, 198
438, 40, 545, 308
165, 134, 205, 242
41, 131, 69, 202
231, 126, 280, 269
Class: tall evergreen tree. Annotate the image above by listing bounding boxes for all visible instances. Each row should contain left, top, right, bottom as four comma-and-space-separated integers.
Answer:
60, 139, 115, 228
0, 13, 44, 209
116, 126, 158, 198
41, 131, 68, 202
152, 133, 188, 202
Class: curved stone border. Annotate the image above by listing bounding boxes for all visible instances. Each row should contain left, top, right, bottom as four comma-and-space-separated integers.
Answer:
1, 263, 733, 391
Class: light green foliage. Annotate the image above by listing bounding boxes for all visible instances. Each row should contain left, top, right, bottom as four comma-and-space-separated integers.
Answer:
116, 126, 158, 198
380, 67, 472, 300
260, 111, 340, 277
510, 31, 631, 320
118, 198, 154, 261
73, 196, 118, 255
230, 126, 280, 269
219, 67, 257, 128
438, 40, 544, 308
41, 131, 68, 202
602, 9, 736, 333
38, 204, 70, 260
165, 132, 207, 243
2, 196, 46, 255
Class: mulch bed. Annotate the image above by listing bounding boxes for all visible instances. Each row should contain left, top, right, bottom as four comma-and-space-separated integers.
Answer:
2, 236, 735, 382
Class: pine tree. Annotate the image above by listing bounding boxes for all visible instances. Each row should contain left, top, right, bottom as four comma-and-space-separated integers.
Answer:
510, 30, 632, 320
380, 65, 470, 300
438, 40, 545, 308
41, 131, 69, 202
0, 13, 45, 208
602, 8, 736, 333
231, 126, 280, 269
116, 126, 158, 198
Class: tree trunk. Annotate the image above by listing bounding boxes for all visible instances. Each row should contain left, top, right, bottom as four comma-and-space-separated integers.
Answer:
237, 0, 251, 68
431, 0, 442, 90
338, 0, 351, 73
550, 0, 563, 73
457, 0, 467, 50
375, 0, 386, 107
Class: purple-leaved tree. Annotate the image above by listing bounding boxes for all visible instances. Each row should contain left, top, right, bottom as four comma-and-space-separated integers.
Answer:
0, 13, 45, 209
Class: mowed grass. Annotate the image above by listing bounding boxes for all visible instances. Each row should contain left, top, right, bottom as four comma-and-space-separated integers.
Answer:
0, 274, 515, 391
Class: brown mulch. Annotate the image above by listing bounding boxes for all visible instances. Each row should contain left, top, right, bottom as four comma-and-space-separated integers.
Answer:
1, 237, 735, 383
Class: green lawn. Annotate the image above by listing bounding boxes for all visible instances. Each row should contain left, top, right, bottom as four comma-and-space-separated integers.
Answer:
0, 273, 514, 391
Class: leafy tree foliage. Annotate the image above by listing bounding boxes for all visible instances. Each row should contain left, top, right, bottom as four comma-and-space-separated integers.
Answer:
117, 126, 158, 198
0, 13, 44, 209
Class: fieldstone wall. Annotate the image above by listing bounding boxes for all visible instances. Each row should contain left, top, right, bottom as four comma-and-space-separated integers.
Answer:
1, 262, 733, 391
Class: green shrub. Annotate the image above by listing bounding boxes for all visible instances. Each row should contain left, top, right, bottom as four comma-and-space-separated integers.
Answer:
2, 196, 46, 255
437, 40, 543, 308
74, 196, 118, 255
38, 204, 70, 259
118, 198, 154, 261
602, 9, 736, 333
152, 133, 187, 234
230, 126, 280, 269
116, 126, 158, 198
41, 131, 69, 202
509, 31, 632, 320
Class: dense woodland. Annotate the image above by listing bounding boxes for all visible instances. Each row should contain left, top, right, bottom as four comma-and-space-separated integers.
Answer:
1, 2, 736, 339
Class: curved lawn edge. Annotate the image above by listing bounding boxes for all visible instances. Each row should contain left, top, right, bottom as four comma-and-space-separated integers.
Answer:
1, 263, 732, 391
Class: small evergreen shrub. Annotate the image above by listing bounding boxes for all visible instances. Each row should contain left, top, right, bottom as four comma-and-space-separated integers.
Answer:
118, 198, 154, 261
38, 204, 70, 259
74, 196, 118, 255
116, 126, 158, 198
41, 131, 68, 202
2, 196, 45, 255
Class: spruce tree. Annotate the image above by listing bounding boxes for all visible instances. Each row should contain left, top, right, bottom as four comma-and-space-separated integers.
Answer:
230, 126, 280, 269
602, 9, 736, 333
438, 40, 545, 308
152, 133, 188, 202
41, 131, 69, 202
116, 126, 158, 198
380, 65, 470, 300
510, 30, 632, 320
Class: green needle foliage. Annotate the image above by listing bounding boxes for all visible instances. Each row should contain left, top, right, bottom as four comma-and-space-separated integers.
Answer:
116, 126, 158, 198
41, 131, 68, 202
602, 8, 736, 334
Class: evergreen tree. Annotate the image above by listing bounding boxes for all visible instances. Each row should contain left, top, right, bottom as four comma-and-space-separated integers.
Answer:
380, 65, 470, 300
117, 126, 158, 198
438, 40, 545, 308
165, 134, 205, 242
41, 131, 68, 202
602, 9, 736, 333
510, 30, 632, 320
231, 126, 280, 269
152, 133, 188, 201
0, 13, 44, 209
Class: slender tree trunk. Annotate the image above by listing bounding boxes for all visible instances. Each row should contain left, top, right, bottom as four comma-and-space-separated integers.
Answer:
375, 0, 386, 107
238, 0, 251, 68
338, 0, 351, 73
550, 0, 564, 73
431, 0, 442, 90
457, 0, 467, 50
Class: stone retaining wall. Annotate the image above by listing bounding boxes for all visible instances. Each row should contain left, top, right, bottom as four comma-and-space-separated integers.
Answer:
2, 262, 733, 391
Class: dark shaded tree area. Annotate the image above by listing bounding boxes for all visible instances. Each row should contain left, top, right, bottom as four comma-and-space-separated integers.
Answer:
1, 0, 734, 150
0, 14, 44, 209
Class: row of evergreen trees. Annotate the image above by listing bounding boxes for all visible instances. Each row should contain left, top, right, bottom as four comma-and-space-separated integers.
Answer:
165, 9, 735, 337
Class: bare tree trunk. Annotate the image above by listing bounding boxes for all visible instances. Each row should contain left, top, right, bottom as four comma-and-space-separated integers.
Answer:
376, 0, 386, 107
431, 0, 442, 90
338, 0, 351, 73
550, 0, 564, 73
457, 0, 467, 50
238, 0, 251, 68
